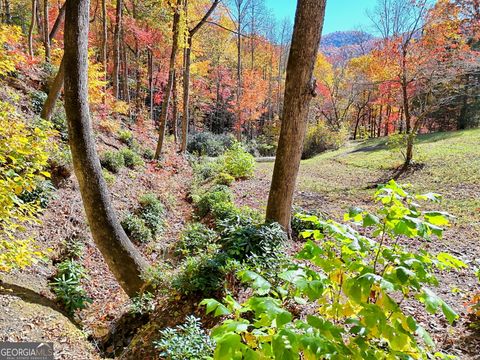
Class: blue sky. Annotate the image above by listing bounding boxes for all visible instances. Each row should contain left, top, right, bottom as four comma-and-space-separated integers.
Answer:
265, 0, 378, 35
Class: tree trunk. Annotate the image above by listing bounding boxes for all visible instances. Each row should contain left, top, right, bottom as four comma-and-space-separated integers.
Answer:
64, 0, 148, 297
112, 0, 122, 99
4, 0, 10, 23
265, 0, 326, 233
41, 56, 64, 121
101, 0, 107, 104
172, 69, 178, 143
154, 0, 182, 159
180, 0, 219, 153
43, 0, 50, 62
181, 41, 191, 153
49, 1, 65, 42
28, 0, 37, 57
148, 49, 154, 122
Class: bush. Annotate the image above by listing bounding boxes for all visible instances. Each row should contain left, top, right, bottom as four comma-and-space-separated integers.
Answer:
50, 259, 92, 315
30, 90, 48, 114
220, 222, 287, 264
19, 179, 55, 208
192, 159, 222, 182
221, 143, 255, 179
172, 253, 228, 296
129, 292, 155, 315
215, 172, 235, 186
142, 148, 155, 160
100, 150, 125, 173
121, 214, 153, 243
187, 132, 234, 157
118, 129, 133, 146
194, 185, 234, 218
175, 223, 219, 256
302, 121, 348, 159
138, 193, 165, 235
119, 148, 144, 169
154, 315, 215, 360
102, 169, 115, 186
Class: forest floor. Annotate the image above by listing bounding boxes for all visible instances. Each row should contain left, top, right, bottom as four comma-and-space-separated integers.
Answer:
231, 128, 480, 359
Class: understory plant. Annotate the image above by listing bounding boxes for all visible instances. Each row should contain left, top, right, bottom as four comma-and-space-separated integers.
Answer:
51, 259, 92, 315
202, 180, 466, 359
154, 315, 215, 360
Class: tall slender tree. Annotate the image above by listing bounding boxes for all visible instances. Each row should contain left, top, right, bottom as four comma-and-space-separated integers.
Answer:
265, 0, 327, 233
64, 0, 149, 297
180, 0, 220, 153
154, 0, 183, 159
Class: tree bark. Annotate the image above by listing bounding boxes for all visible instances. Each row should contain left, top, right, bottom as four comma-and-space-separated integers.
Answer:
172, 69, 178, 143
28, 0, 37, 57
154, 0, 182, 159
49, 1, 65, 42
265, 0, 326, 233
101, 0, 107, 104
43, 0, 50, 62
41, 56, 64, 121
64, 0, 148, 297
112, 0, 122, 98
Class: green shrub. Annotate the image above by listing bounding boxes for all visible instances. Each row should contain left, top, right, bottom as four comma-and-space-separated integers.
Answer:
302, 120, 348, 159
102, 169, 115, 186
62, 235, 85, 260
129, 292, 155, 315
19, 179, 56, 208
220, 222, 287, 264
175, 223, 219, 256
187, 132, 234, 157
118, 129, 133, 146
172, 253, 228, 296
30, 90, 47, 114
50, 259, 92, 315
192, 159, 222, 182
121, 213, 153, 243
138, 193, 165, 235
120, 147, 144, 169
202, 181, 467, 359
142, 148, 155, 160
154, 315, 215, 360
100, 150, 125, 173
194, 185, 234, 218
222, 143, 255, 179
215, 172, 235, 186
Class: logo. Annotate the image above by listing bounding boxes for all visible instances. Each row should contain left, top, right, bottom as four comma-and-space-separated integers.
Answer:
0, 343, 53, 360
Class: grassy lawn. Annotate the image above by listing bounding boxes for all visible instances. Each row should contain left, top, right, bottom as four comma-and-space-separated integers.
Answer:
256, 128, 480, 227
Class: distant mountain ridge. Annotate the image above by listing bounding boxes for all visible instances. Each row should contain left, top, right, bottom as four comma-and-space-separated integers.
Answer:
320, 31, 376, 60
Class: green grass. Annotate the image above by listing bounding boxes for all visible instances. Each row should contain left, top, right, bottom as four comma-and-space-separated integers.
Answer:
257, 128, 480, 226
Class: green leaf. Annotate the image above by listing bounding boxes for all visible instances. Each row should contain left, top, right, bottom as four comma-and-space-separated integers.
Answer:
436, 252, 467, 269
441, 302, 458, 325
363, 213, 380, 227
239, 270, 271, 295
200, 298, 231, 317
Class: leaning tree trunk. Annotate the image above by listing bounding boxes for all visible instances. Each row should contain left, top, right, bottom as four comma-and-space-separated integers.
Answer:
41, 56, 64, 121
154, 0, 182, 159
64, 0, 149, 297
265, 0, 326, 233
49, 1, 65, 42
